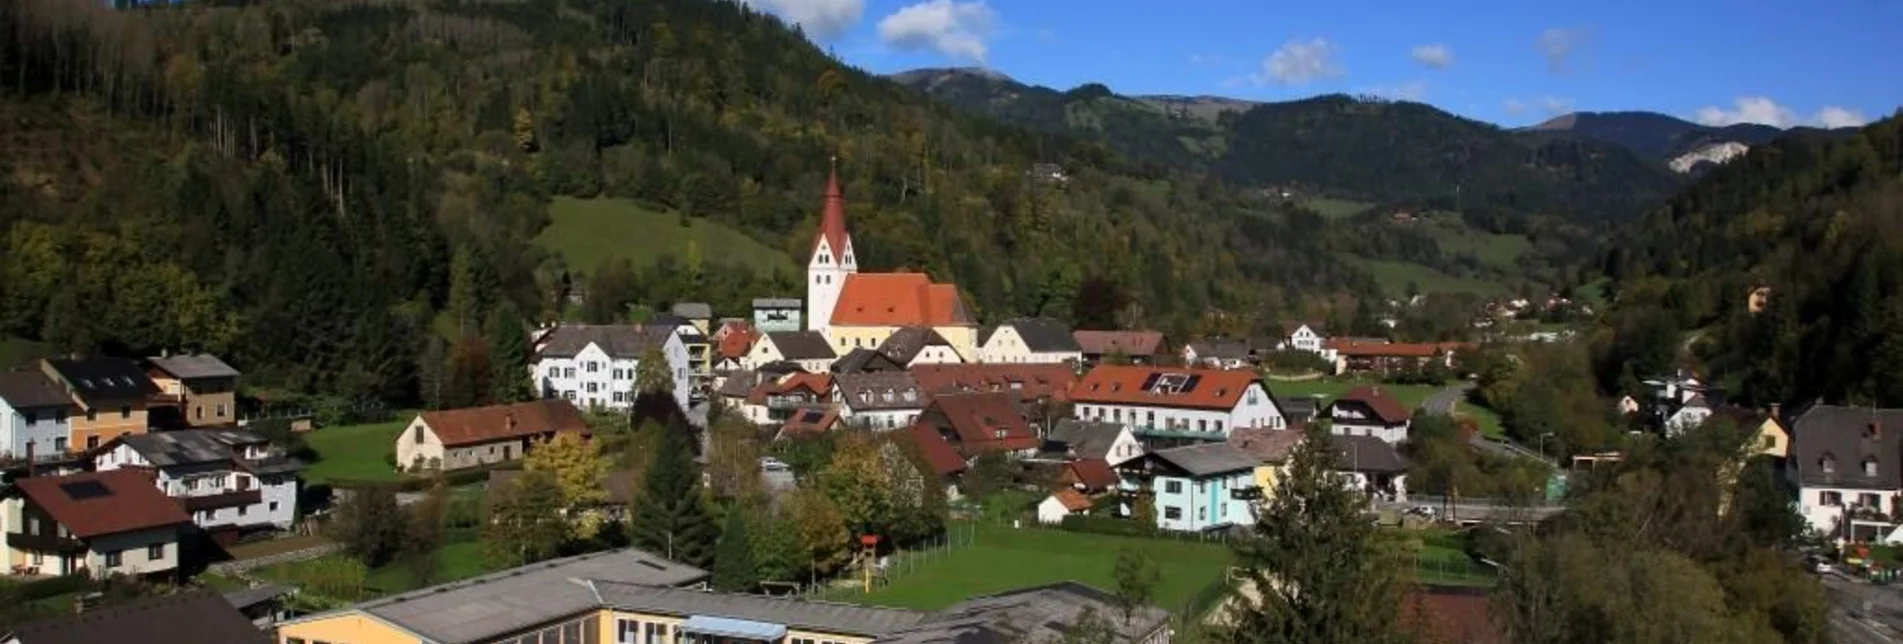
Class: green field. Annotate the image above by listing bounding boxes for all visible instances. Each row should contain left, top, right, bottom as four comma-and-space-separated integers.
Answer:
302, 417, 412, 484
1407, 530, 1496, 587
1263, 378, 1444, 410
1420, 218, 1532, 272
1299, 197, 1374, 219
837, 523, 1234, 611
1346, 256, 1509, 298
536, 197, 794, 276
254, 541, 495, 603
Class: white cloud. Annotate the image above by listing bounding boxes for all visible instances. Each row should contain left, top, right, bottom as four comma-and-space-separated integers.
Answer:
741, 0, 864, 41
1252, 38, 1342, 86
1410, 44, 1453, 69
877, 0, 998, 63
1363, 80, 1428, 101
1693, 96, 1868, 129
1539, 96, 1571, 115
1503, 98, 1529, 116
1537, 27, 1588, 73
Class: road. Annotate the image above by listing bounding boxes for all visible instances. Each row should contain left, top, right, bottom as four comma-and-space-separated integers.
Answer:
1418, 382, 1556, 467
1419, 382, 1471, 415
1824, 573, 1903, 643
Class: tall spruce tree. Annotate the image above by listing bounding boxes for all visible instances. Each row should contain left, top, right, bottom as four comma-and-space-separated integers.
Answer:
1218, 422, 1408, 644
628, 426, 717, 567
711, 510, 758, 592
486, 304, 535, 404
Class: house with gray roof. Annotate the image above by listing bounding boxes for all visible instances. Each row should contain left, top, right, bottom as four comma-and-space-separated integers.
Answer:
0, 370, 73, 463
830, 347, 906, 375
1181, 337, 1254, 371
877, 326, 963, 367
750, 331, 838, 373
1129, 442, 1261, 532
833, 372, 929, 431
1040, 419, 1143, 466
1331, 433, 1409, 502
531, 324, 691, 412
94, 428, 304, 532
145, 353, 241, 429
1789, 404, 1903, 539
880, 581, 1171, 644
979, 317, 1083, 365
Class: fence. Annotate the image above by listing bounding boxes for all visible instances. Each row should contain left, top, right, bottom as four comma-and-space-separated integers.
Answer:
209, 542, 345, 575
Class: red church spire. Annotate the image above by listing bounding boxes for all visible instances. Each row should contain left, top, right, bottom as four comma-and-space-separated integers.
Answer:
814, 156, 850, 261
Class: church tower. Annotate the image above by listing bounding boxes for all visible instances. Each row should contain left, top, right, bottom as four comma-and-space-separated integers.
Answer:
806, 162, 857, 335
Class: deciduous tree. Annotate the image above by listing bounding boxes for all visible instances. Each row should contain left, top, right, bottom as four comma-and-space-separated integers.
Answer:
1112, 548, 1159, 626
524, 431, 607, 508
483, 468, 570, 568
328, 486, 406, 568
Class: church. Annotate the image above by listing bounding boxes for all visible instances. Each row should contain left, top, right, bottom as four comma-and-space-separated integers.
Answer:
806, 167, 980, 360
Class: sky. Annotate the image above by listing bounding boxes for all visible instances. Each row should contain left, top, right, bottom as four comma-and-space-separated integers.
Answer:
740, 0, 1902, 128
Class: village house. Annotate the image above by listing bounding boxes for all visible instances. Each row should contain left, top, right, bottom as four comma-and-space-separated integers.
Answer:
1040, 419, 1144, 467
0, 469, 190, 579
647, 314, 712, 387
709, 322, 759, 384
93, 429, 303, 537
37, 358, 157, 453
909, 392, 1041, 461
1180, 337, 1254, 370
1274, 322, 1330, 354
910, 363, 1076, 406
830, 347, 907, 374
1037, 488, 1094, 524
1229, 426, 1306, 499
0, 371, 72, 462
0, 588, 268, 644
832, 372, 929, 431
751, 298, 804, 333
805, 169, 980, 359
748, 330, 838, 373
1069, 365, 1287, 444
394, 399, 591, 472
1788, 404, 1903, 540
1332, 434, 1410, 502
1663, 393, 1715, 436
531, 324, 692, 412
876, 326, 964, 367
1072, 330, 1167, 365
669, 302, 714, 335
144, 353, 240, 429
1324, 340, 1458, 375
1127, 442, 1262, 533
978, 317, 1083, 364
736, 372, 833, 426
1715, 404, 1790, 458
1328, 385, 1414, 444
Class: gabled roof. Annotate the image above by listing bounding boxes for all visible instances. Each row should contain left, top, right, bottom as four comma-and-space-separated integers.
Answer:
1069, 365, 1263, 411
834, 372, 929, 411
0, 370, 71, 409
1065, 459, 1120, 490
763, 331, 838, 361
1185, 338, 1253, 361
778, 406, 842, 438
11, 469, 191, 538
1326, 339, 1441, 358
753, 298, 803, 309
1072, 330, 1166, 357
112, 428, 270, 467
715, 325, 760, 360
1, 589, 267, 644
902, 424, 969, 477
534, 324, 675, 360
1230, 426, 1304, 464
40, 357, 156, 405
831, 273, 974, 327
1280, 321, 1327, 336
417, 400, 590, 448
918, 393, 1038, 454
1332, 385, 1413, 425
1044, 419, 1128, 461
910, 364, 1076, 403
747, 373, 834, 406
984, 317, 1081, 353
145, 353, 240, 380
831, 348, 906, 374
1147, 442, 1260, 477
1049, 488, 1092, 512
881, 582, 1169, 644
877, 326, 955, 365
716, 370, 768, 399
1331, 434, 1408, 473
1790, 404, 1903, 489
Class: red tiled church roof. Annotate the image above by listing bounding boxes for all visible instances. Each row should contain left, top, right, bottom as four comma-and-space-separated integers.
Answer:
831, 273, 974, 327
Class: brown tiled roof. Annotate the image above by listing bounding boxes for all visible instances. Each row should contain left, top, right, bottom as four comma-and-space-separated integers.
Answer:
0, 370, 71, 408
1326, 339, 1439, 358
1072, 330, 1166, 357
1065, 459, 1120, 491
1, 588, 267, 644
1051, 488, 1093, 512
744, 373, 834, 406
911, 364, 1077, 403
778, 406, 841, 438
1069, 365, 1261, 411
13, 469, 190, 538
901, 424, 968, 477
418, 400, 590, 448
716, 325, 760, 360
831, 273, 974, 327
834, 372, 929, 411
919, 392, 1038, 454
876, 326, 954, 364
534, 324, 674, 359
763, 331, 837, 361
1230, 427, 1304, 464
813, 167, 850, 261
1335, 385, 1413, 424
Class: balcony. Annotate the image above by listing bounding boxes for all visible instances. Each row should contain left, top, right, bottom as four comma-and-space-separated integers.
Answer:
182, 489, 263, 512
765, 395, 817, 410
1231, 487, 1263, 501
7, 531, 86, 554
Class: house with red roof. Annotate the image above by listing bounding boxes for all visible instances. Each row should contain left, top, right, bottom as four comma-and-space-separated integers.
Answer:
1068, 366, 1288, 445
1072, 330, 1168, 365
394, 400, 590, 472
1036, 488, 1095, 525
1328, 385, 1415, 444
802, 167, 979, 359
1325, 339, 1463, 375
1, 469, 190, 579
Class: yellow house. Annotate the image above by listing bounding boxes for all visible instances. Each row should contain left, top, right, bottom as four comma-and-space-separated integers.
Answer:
1715, 405, 1791, 458
39, 357, 155, 452
145, 353, 241, 428
1230, 427, 1306, 500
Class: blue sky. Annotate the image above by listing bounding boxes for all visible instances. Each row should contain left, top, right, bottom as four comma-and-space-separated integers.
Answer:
744, 0, 1901, 127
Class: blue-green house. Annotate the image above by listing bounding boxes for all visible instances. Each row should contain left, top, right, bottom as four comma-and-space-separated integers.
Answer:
1131, 442, 1262, 532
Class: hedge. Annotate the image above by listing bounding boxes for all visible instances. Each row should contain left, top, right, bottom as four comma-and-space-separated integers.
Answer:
1059, 514, 1157, 538
328, 464, 512, 493
13, 574, 88, 601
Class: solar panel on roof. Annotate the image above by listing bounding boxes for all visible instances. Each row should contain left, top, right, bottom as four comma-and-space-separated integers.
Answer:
1139, 373, 1161, 391
801, 410, 825, 423
1182, 375, 1203, 392
59, 480, 113, 500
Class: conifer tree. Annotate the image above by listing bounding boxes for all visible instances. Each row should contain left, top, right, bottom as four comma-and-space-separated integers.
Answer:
711, 510, 757, 592
628, 426, 717, 567
486, 304, 535, 404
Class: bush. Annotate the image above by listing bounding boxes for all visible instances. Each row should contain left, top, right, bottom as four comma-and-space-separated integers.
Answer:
1259, 349, 1332, 374
329, 464, 500, 494
1060, 514, 1156, 537
13, 574, 87, 601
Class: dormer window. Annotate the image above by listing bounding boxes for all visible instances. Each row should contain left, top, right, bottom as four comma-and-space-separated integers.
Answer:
1865, 458, 1880, 477
1821, 456, 1836, 474
1868, 423, 1882, 439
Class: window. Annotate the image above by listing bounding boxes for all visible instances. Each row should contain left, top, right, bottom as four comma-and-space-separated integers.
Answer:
1164, 481, 1183, 494
120, 405, 131, 419
31, 552, 43, 566
1822, 457, 1837, 474
86, 436, 99, 449
1198, 507, 1207, 521
54, 437, 67, 452
86, 409, 97, 422
216, 403, 227, 418
548, 367, 559, 378
1164, 506, 1182, 520
1823, 491, 1843, 506
563, 368, 576, 378
1197, 419, 1208, 432
28, 517, 39, 535
1860, 493, 1882, 509
1214, 420, 1225, 433
613, 392, 626, 403
269, 502, 280, 512
564, 390, 576, 401
587, 382, 600, 393
414, 426, 425, 444
645, 622, 667, 644
238, 506, 247, 517
195, 406, 204, 420
22, 411, 35, 425
1113, 409, 1122, 422
1196, 481, 1206, 494
148, 544, 165, 560
587, 362, 600, 373
1146, 411, 1155, 427
1865, 459, 1880, 477
104, 550, 122, 567
617, 619, 639, 644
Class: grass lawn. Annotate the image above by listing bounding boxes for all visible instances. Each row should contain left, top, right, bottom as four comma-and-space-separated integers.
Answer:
1264, 378, 1444, 410
537, 197, 794, 276
363, 541, 492, 595
1459, 401, 1507, 440
224, 534, 333, 561
837, 523, 1234, 611
1403, 529, 1496, 587
1344, 256, 1509, 298
1299, 197, 1373, 219
1418, 214, 1531, 272
301, 417, 412, 484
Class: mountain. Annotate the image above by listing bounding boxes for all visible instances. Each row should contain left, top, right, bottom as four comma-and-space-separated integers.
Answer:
1529, 111, 1785, 161
1598, 113, 1903, 406
0, 0, 1362, 401
893, 69, 1679, 223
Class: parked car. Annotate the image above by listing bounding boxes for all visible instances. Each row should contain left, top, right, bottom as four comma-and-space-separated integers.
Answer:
759, 457, 791, 472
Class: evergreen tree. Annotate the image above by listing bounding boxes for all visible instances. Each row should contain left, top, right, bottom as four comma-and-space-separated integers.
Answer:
711, 510, 757, 592
443, 337, 494, 410
1219, 423, 1408, 644
486, 304, 535, 404
628, 427, 717, 567
417, 335, 448, 410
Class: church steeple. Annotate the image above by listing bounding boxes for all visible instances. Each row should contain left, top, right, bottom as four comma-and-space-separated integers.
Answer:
813, 156, 851, 264
807, 157, 856, 334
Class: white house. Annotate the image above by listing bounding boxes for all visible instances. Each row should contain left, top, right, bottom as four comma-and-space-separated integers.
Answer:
1789, 405, 1903, 540
1036, 489, 1093, 525
1663, 394, 1714, 436
978, 317, 1083, 364
1276, 322, 1329, 354
1180, 338, 1253, 370
831, 372, 929, 431
876, 326, 964, 368
1041, 419, 1145, 467
1, 470, 189, 579
1326, 385, 1413, 445
0, 371, 74, 461
1128, 443, 1261, 532
1068, 366, 1287, 442
749, 330, 839, 373
94, 429, 303, 532
531, 324, 691, 412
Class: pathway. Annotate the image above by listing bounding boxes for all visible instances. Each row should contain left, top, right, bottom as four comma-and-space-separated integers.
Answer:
1418, 382, 1556, 467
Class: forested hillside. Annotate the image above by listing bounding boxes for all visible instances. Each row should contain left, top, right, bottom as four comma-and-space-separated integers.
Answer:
1596, 113, 1903, 406
0, 0, 1362, 403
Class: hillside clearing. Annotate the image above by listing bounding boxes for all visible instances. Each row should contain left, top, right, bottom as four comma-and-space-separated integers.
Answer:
536, 197, 794, 276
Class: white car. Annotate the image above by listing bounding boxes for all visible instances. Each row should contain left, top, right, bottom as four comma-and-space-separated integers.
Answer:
759, 457, 791, 472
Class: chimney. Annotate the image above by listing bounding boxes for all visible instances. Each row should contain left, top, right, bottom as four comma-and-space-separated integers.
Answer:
506, 413, 518, 433
1769, 403, 1781, 420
